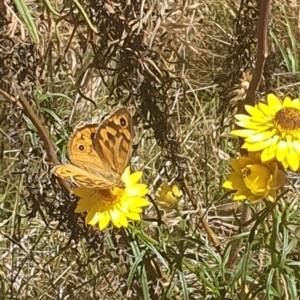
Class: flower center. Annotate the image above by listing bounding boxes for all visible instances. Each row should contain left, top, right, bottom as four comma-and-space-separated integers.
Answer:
274, 107, 300, 132
99, 187, 124, 204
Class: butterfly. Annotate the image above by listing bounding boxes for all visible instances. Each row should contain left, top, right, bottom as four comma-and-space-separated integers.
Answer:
52, 108, 133, 189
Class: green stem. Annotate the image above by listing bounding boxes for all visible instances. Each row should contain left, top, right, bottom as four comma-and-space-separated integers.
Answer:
270, 206, 282, 298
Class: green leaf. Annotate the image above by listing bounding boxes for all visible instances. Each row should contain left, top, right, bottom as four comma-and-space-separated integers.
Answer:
13, 0, 39, 43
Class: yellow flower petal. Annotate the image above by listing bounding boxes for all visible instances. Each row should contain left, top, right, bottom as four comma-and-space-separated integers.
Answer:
110, 209, 128, 228
231, 129, 257, 138
261, 147, 276, 163
266, 190, 277, 203
281, 159, 289, 169
244, 131, 275, 143
276, 141, 287, 162
267, 94, 282, 111
257, 102, 275, 117
223, 172, 247, 190
282, 96, 293, 107
126, 184, 149, 197
98, 212, 110, 230
235, 121, 270, 131
245, 105, 265, 118
286, 150, 299, 171
128, 207, 143, 214
293, 140, 300, 155
235, 114, 251, 122
132, 171, 143, 183
233, 193, 247, 201
126, 212, 141, 221
242, 139, 273, 151
292, 98, 300, 107
129, 198, 151, 208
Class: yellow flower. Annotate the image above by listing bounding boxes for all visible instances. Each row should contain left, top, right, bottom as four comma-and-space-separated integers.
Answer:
156, 183, 183, 208
231, 93, 300, 171
222, 153, 286, 203
73, 167, 150, 230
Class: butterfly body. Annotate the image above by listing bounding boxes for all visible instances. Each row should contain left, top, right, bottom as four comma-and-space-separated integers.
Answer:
52, 108, 133, 190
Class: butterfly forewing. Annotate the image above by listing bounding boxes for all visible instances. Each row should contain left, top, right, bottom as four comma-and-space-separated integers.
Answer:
94, 108, 134, 175
67, 123, 98, 166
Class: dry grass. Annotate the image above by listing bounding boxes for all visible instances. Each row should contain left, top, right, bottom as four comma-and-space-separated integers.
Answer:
1, 0, 300, 299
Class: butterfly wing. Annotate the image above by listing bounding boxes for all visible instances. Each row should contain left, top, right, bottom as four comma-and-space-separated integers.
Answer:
93, 108, 134, 175
52, 164, 117, 189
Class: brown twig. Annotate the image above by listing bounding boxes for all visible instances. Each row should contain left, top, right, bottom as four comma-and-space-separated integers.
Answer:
183, 179, 221, 253
226, 0, 272, 275
12, 83, 70, 193
243, 0, 271, 108
225, 204, 252, 268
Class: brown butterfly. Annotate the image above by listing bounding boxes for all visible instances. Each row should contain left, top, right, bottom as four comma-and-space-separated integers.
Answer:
52, 108, 133, 189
